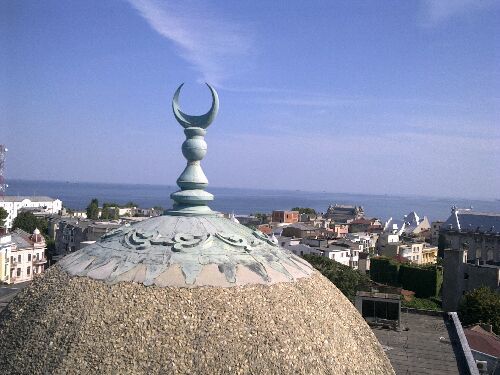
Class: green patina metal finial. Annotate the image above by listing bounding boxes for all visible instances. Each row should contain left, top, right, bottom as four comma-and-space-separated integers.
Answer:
167, 83, 219, 216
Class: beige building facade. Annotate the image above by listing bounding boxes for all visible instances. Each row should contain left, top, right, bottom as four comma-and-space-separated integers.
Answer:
8, 229, 47, 284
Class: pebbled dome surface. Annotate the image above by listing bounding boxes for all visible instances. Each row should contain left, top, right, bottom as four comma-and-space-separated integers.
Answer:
0, 266, 394, 375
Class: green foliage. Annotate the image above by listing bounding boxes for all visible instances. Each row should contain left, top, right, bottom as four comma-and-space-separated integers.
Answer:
252, 213, 268, 224
303, 254, 370, 300
291, 207, 316, 215
100, 202, 121, 220
100, 206, 110, 220
370, 257, 400, 285
124, 201, 137, 208
86, 198, 99, 220
459, 287, 500, 335
45, 238, 56, 260
399, 264, 443, 298
12, 211, 48, 234
370, 257, 442, 298
153, 206, 164, 211
0, 207, 7, 227
402, 297, 441, 311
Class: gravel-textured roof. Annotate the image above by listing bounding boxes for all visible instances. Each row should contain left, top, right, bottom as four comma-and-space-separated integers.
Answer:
0, 266, 394, 374
373, 312, 463, 374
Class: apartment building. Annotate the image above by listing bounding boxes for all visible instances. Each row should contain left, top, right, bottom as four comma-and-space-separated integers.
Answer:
7, 228, 47, 284
0, 196, 62, 229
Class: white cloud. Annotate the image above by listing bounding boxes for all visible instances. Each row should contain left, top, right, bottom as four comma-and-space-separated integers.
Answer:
127, 0, 252, 84
420, 0, 497, 26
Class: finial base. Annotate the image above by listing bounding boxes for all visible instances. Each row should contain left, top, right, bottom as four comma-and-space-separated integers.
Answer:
165, 205, 218, 216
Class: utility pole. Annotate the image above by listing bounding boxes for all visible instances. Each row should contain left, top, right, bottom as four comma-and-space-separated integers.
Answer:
0, 145, 7, 196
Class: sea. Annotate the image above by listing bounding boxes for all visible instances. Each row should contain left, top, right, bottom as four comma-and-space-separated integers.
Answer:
5, 179, 500, 223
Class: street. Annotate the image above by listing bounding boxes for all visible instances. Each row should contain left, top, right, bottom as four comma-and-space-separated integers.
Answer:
0, 281, 31, 313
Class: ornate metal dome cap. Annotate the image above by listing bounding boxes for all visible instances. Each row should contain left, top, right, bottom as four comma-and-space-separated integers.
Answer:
58, 84, 314, 287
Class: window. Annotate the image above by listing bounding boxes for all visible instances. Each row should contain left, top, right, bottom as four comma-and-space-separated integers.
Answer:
27, 267, 31, 275
16, 268, 21, 277
18, 255, 21, 263
28, 254, 31, 262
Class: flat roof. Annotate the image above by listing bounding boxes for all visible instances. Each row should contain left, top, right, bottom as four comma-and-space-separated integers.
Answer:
372, 312, 464, 374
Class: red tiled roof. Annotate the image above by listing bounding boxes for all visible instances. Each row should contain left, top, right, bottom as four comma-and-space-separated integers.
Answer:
464, 325, 500, 358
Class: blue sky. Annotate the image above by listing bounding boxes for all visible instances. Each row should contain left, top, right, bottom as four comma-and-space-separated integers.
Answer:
1, 0, 499, 199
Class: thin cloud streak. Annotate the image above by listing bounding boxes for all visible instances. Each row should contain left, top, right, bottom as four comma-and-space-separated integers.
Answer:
420, 0, 498, 26
255, 94, 465, 109
127, 0, 252, 84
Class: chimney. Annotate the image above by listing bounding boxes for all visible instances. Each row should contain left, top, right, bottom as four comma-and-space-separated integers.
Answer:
480, 323, 493, 333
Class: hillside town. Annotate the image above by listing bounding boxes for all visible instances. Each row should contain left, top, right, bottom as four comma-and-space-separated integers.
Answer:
1, 192, 499, 373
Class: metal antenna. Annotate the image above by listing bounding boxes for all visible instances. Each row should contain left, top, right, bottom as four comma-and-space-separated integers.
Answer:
0, 145, 7, 196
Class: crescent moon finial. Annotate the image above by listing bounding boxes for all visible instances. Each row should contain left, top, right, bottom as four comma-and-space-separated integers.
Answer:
172, 83, 219, 129
167, 83, 219, 216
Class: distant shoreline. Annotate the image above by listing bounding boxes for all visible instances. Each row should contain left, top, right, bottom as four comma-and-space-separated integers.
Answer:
4, 179, 500, 223
6, 178, 496, 203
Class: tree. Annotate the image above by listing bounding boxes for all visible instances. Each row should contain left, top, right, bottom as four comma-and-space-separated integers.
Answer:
12, 211, 47, 234
291, 207, 316, 215
45, 238, 56, 261
252, 213, 268, 224
0, 207, 8, 227
458, 287, 500, 335
124, 201, 138, 208
302, 254, 370, 300
86, 198, 99, 220
100, 206, 111, 220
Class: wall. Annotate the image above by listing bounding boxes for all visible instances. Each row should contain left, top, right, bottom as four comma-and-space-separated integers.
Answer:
443, 247, 500, 312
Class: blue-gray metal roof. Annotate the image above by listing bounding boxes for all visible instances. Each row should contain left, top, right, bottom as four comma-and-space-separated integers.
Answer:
442, 209, 500, 233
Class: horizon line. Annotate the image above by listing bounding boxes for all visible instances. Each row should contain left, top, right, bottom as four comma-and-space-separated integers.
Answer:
5, 177, 499, 204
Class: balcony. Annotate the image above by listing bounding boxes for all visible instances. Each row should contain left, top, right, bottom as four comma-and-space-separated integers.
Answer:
33, 257, 48, 265
10, 261, 17, 269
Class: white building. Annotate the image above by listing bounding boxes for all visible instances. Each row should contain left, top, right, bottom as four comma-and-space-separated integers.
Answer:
8, 228, 47, 284
0, 196, 63, 229
383, 211, 430, 236
282, 239, 360, 269
0, 234, 13, 283
323, 248, 354, 267
376, 232, 400, 255
346, 233, 378, 253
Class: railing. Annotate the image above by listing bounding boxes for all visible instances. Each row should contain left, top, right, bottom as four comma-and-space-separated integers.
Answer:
33, 257, 47, 265
10, 261, 17, 268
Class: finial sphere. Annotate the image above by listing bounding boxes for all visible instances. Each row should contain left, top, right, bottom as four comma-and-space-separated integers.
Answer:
172, 83, 219, 129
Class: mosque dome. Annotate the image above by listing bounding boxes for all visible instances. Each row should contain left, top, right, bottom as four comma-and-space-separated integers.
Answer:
0, 84, 393, 374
